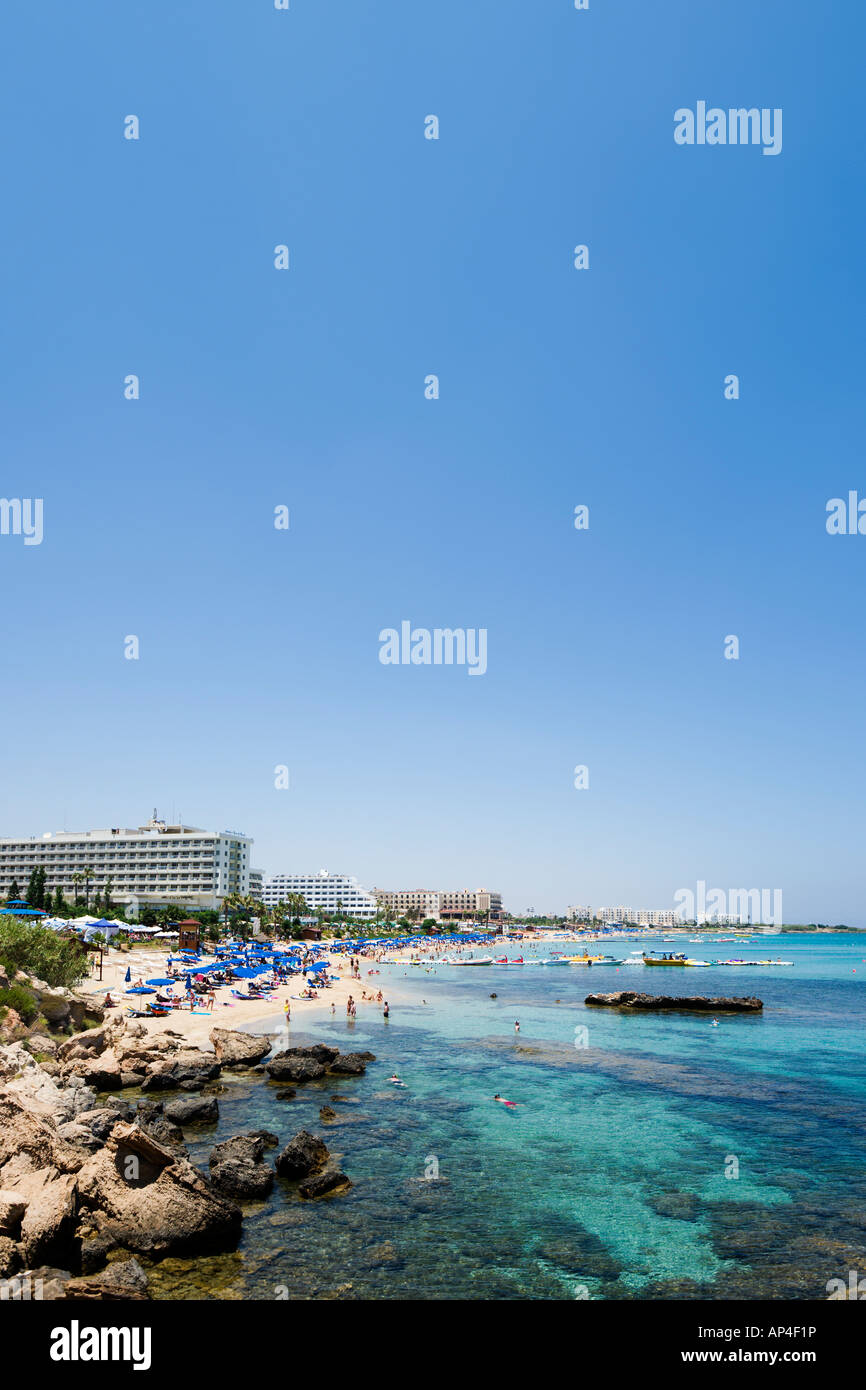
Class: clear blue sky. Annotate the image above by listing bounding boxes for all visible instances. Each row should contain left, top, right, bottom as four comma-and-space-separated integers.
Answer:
1, 1, 864, 923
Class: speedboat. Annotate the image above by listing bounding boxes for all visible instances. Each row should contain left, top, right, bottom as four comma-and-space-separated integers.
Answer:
450, 956, 494, 966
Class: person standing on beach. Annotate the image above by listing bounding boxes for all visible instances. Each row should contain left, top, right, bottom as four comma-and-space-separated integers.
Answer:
284, 1000, 291, 1025
347, 995, 354, 1018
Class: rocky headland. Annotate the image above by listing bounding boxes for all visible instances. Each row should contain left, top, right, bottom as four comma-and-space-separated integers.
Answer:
0, 994, 370, 1300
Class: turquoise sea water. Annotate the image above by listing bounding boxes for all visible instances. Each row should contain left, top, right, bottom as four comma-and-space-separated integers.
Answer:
151, 934, 866, 1301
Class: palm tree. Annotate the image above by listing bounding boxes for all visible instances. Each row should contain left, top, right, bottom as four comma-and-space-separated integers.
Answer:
83, 868, 95, 910
222, 892, 238, 934
72, 872, 84, 906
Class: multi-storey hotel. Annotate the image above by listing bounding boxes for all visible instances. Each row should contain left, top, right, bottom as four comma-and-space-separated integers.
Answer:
373, 887, 503, 922
0, 815, 251, 913
261, 870, 378, 917
567, 905, 680, 926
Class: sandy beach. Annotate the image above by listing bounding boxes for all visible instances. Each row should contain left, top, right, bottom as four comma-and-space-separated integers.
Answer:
74, 941, 420, 1049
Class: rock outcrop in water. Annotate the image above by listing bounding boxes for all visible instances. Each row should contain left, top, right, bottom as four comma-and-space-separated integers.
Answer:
209, 1134, 275, 1200
584, 991, 763, 1012
274, 1129, 351, 1198
266, 1045, 374, 1085
275, 1130, 329, 1178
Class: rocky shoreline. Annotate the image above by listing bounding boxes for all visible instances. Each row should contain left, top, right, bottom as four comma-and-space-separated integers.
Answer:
0, 1001, 373, 1300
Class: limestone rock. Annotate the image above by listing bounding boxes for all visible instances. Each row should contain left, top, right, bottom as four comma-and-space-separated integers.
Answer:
75, 1123, 242, 1264
64, 1257, 149, 1300
584, 992, 763, 1012
299, 1169, 351, 1200
275, 1131, 329, 1180
164, 1095, 219, 1125
209, 1029, 271, 1068
266, 1053, 326, 1083
16, 1168, 79, 1266
208, 1134, 274, 1200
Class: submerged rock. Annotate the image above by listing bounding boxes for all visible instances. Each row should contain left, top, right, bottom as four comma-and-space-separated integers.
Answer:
647, 1191, 701, 1221
299, 1169, 351, 1200
247, 1129, 279, 1149
63, 1257, 150, 1300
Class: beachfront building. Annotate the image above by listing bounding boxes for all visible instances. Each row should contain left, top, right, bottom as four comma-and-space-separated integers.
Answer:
249, 869, 265, 901
567, 906, 680, 927
0, 814, 252, 914
261, 870, 378, 918
372, 887, 503, 922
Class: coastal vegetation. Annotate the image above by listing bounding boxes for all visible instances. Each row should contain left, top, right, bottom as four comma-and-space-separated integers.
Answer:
0, 918, 88, 990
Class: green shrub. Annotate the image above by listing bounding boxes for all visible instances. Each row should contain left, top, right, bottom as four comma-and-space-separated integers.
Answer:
0, 919, 87, 989
0, 984, 39, 1025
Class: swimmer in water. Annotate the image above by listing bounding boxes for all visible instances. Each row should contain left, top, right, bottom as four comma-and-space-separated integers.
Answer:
494, 1093, 517, 1108
711, 1018, 719, 1027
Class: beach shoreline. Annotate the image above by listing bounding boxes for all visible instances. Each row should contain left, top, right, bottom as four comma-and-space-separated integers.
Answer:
75, 942, 423, 1050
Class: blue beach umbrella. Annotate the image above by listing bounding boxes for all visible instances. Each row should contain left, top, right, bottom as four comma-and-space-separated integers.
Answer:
146, 977, 176, 987
124, 966, 132, 983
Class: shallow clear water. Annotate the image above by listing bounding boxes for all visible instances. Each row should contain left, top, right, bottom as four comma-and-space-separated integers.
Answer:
148, 934, 866, 1300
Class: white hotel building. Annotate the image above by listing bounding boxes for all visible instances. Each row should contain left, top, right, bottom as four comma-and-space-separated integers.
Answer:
567, 906, 680, 927
0, 816, 251, 913
261, 871, 378, 917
